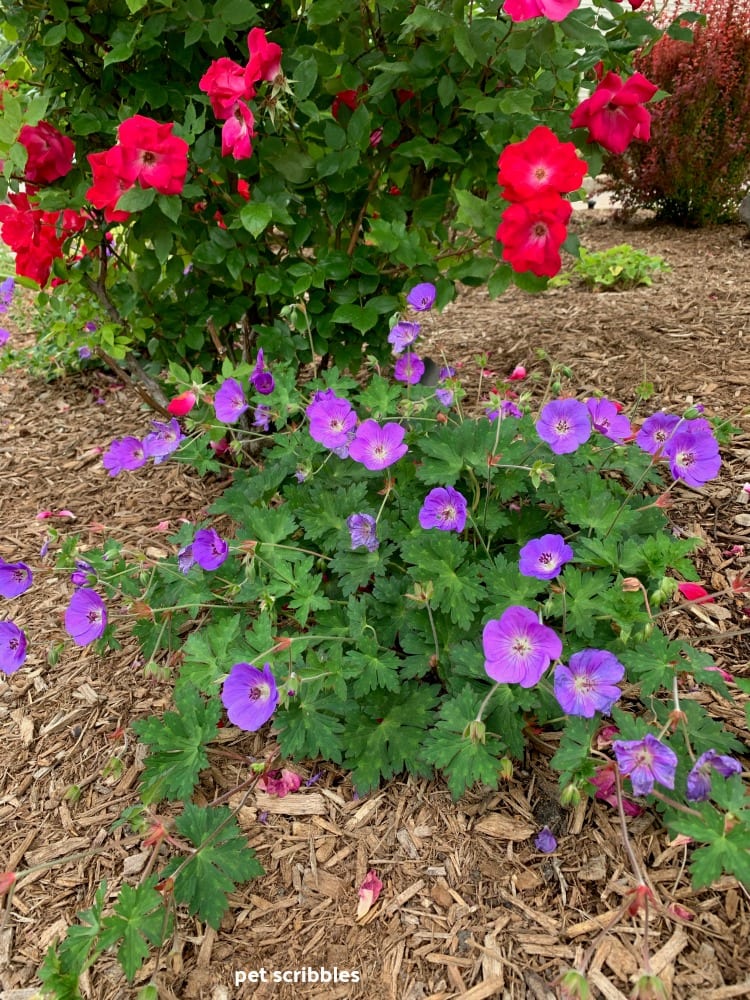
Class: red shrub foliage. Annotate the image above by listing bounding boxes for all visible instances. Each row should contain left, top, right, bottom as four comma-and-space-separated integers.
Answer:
607, 0, 750, 225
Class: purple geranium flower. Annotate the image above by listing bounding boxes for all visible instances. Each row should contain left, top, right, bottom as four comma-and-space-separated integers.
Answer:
435, 388, 454, 407
664, 428, 721, 488
0, 621, 26, 674
177, 544, 195, 574
586, 398, 632, 444
348, 420, 408, 471
0, 560, 33, 598
554, 649, 625, 718
686, 749, 742, 802
0, 276, 15, 314
487, 399, 522, 422
222, 661, 279, 731
536, 399, 591, 455
143, 418, 183, 462
306, 389, 358, 452
406, 282, 437, 311
347, 513, 379, 552
387, 321, 421, 355
102, 436, 147, 476
70, 559, 95, 588
394, 353, 425, 385
64, 588, 107, 645
0, 329, 9, 348
483, 606, 562, 688
635, 412, 680, 455
250, 349, 275, 396
519, 534, 573, 580
192, 528, 228, 570
419, 486, 468, 532
214, 377, 248, 424
613, 733, 678, 796
253, 404, 271, 431
535, 826, 557, 853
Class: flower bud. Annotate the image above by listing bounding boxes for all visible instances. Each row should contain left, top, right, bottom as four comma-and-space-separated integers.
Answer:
558, 969, 590, 999
498, 756, 513, 780
631, 973, 667, 999
621, 576, 642, 592
560, 782, 582, 807
463, 719, 486, 744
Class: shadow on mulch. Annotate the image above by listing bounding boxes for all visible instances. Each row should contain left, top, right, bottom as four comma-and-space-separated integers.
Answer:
0, 213, 749, 1000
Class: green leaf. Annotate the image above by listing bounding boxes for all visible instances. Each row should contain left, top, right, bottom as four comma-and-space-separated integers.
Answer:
239, 202, 273, 238
275, 691, 347, 762
331, 303, 379, 333
402, 533, 484, 630
126, 0, 149, 11
39, 882, 108, 998
116, 186, 155, 213
163, 805, 264, 929
103, 42, 135, 68
132, 685, 221, 802
99, 880, 167, 982
178, 614, 243, 694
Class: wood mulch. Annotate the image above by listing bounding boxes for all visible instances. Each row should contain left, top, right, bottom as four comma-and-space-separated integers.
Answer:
0, 211, 748, 999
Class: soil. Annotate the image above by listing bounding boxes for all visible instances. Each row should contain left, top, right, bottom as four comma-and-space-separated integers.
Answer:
1, 211, 749, 1000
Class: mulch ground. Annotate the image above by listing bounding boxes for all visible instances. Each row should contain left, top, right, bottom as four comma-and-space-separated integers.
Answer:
0, 210, 749, 1000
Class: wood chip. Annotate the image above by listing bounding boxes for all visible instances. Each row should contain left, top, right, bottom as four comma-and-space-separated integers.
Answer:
473, 813, 535, 841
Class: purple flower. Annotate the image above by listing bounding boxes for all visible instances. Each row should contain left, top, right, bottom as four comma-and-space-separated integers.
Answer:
84, 321, 98, 332
419, 486, 468, 532
554, 649, 625, 718
0, 621, 27, 674
586, 398, 631, 444
635, 412, 680, 455
387, 321, 421, 355
394, 353, 425, 385
77, 345, 92, 360
487, 399, 522, 422
435, 388, 454, 407
534, 826, 557, 853
64, 588, 107, 645
613, 734, 678, 796
686, 749, 742, 802
347, 513, 379, 552
0, 329, 9, 348
192, 528, 228, 570
70, 560, 94, 588
519, 534, 573, 580
439, 366, 456, 380
102, 436, 147, 476
536, 399, 591, 455
406, 282, 437, 311
177, 544, 195, 574
143, 418, 183, 462
483, 606, 562, 688
253, 404, 271, 431
348, 420, 408, 471
250, 349, 275, 396
306, 389, 358, 452
222, 662, 279, 731
664, 428, 721, 488
214, 377, 248, 424
0, 560, 33, 598
0, 276, 15, 314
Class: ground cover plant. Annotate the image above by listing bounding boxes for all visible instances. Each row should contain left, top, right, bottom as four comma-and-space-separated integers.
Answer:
0, 0, 748, 997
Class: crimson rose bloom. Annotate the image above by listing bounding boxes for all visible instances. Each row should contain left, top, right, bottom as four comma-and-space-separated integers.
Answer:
86, 149, 132, 222
571, 71, 658, 155
113, 115, 189, 195
18, 121, 75, 185
497, 125, 586, 201
246, 27, 282, 84
504, 0, 580, 20
496, 192, 572, 277
200, 57, 255, 119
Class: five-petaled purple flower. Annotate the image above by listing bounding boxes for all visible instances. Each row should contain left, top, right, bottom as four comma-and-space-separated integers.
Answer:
253, 404, 271, 431
535, 826, 557, 853
613, 733, 678, 796
214, 377, 248, 424
394, 353, 425, 385
348, 420, 408, 471
586, 398, 631, 444
0, 560, 33, 598
347, 513, 379, 552
64, 588, 107, 645
0, 276, 14, 314
250, 349, 275, 395
306, 389, 358, 453
686, 749, 742, 802
406, 282, 437, 311
554, 648, 625, 718
483, 605, 562, 688
192, 528, 228, 570
102, 436, 147, 476
143, 418, 183, 462
518, 534, 573, 580
536, 399, 591, 455
664, 427, 721, 488
387, 321, 421, 355
222, 661, 279, 731
635, 412, 680, 455
419, 486, 468, 532
0, 621, 27, 674
487, 399, 522, 422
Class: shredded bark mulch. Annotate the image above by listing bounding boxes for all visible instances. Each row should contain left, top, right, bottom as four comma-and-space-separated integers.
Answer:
0, 211, 748, 999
